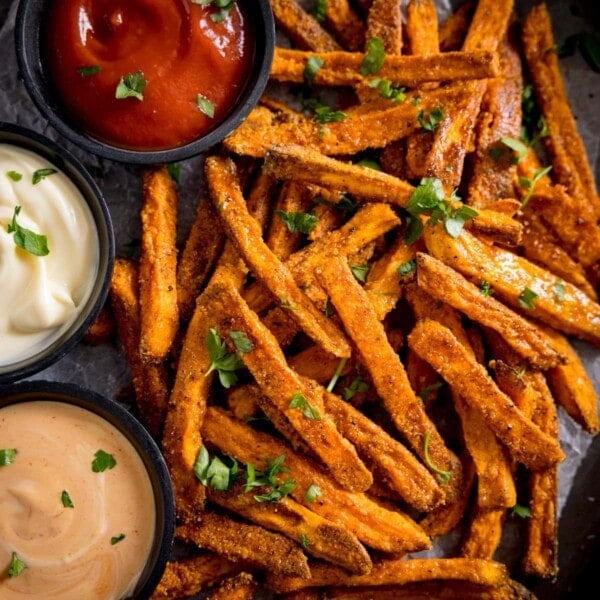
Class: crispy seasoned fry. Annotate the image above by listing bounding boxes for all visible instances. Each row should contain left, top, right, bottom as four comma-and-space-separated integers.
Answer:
177, 514, 310, 578
521, 4, 600, 220
315, 255, 464, 502
423, 224, 600, 346
203, 406, 431, 554
84, 305, 115, 345
206, 156, 351, 359
205, 572, 257, 600
405, 0, 439, 56
270, 0, 340, 51
139, 165, 179, 362
439, 0, 476, 52
415, 252, 563, 369
267, 557, 511, 594
206, 280, 371, 491
288, 344, 349, 385
366, 0, 403, 54
206, 483, 372, 574
407, 319, 565, 470
462, 0, 515, 53
320, 385, 444, 512
109, 258, 169, 439
543, 328, 600, 434
461, 508, 506, 559
322, 0, 365, 51
271, 48, 499, 86
176, 197, 225, 323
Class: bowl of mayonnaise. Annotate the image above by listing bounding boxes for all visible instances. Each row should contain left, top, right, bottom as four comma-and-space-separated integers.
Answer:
0, 122, 114, 383
0, 380, 176, 599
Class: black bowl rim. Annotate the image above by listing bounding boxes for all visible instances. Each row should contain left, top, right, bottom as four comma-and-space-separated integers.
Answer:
0, 122, 115, 384
15, 0, 275, 164
0, 380, 176, 600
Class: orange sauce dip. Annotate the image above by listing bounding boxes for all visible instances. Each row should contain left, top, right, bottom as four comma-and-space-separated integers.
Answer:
44, 0, 253, 150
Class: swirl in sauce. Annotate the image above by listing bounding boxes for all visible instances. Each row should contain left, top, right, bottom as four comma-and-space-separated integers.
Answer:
0, 401, 156, 600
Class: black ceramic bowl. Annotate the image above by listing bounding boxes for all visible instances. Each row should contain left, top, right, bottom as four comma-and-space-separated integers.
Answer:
15, 0, 275, 164
0, 123, 114, 384
0, 381, 175, 599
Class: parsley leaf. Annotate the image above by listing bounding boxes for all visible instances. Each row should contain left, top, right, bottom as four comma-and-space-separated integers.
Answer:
511, 503, 532, 518
424, 431, 452, 483
313, 0, 327, 22
61, 490, 74, 508
194, 446, 239, 491
92, 450, 117, 472
8, 552, 26, 577
554, 280, 566, 303
205, 328, 245, 388
7, 206, 50, 256
115, 71, 147, 101
6, 170, 22, 181
500, 136, 529, 163
289, 392, 321, 420
110, 533, 126, 545
167, 163, 181, 183
518, 287, 538, 310
0, 448, 17, 466
360, 37, 385, 75
300, 533, 311, 549
197, 94, 215, 118
77, 65, 101, 77
397, 259, 417, 276
312, 102, 347, 124
343, 376, 369, 400
304, 56, 324, 86
192, 0, 236, 22
229, 331, 255, 354
520, 165, 552, 208
368, 78, 406, 102
419, 382, 443, 402
245, 455, 296, 503
276, 210, 318, 234
304, 484, 323, 503
32, 168, 57, 184
350, 264, 370, 283
480, 280, 494, 296
417, 107, 444, 132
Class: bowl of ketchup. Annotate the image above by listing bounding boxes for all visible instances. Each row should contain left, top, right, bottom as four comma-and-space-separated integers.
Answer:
15, 0, 275, 164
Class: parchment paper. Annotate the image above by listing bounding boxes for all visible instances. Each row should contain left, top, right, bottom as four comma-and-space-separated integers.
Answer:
0, 0, 599, 597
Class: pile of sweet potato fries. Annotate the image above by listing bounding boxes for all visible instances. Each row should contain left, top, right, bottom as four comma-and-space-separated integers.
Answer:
88, 1, 600, 598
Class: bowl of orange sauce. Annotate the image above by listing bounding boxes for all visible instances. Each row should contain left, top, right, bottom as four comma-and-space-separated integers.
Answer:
0, 381, 175, 600
15, 0, 274, 163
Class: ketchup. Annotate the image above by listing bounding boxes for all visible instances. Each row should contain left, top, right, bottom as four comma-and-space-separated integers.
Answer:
44, 0, 253, 150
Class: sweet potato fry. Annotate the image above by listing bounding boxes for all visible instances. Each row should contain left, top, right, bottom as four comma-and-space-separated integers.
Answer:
205, 572, 257, 600
461, 507, 506, 559
267, 557, 511, 594
202, 407, 431, 554
407, 319, 565, 470
439, 1, 476, 52
423, 223, 600, 346
415, 252, 563, 369
322, 0, 365, 51
151, 553, 240, 600
270, 0, 340, 51
139, 165, 179, 362
315, 255, 464, 502
109, 257, 169, 439
177, 514, 310, 578
288, 344, 350, 385
206, 483, 372, 574
405, 0, 439, 56
84, 305, 115, 345
462, 0, 515, 53
206, 155, 351, 359
366, 0, 403, 54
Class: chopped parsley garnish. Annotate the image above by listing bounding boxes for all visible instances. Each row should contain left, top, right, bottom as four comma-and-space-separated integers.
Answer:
311, 102, 347, 124
0, 448, 17, 466
521, 84, 550, 144
77, 65, 101, 77
6, 170, 22, 181
304, 56, 324, 86
280, 296, 299, 311
397, 259, 417, 276
289, 392, 321, 420
245, 455, 296, 503
404, 177, 477, 243
480, 280, 494, 296
61, 490, 74, 508
205, 328, 245, 388
313, 193, 358, 215
110, 534, 126, 545
32, 168, 57, 184
500, 136, 529, 163
194, 446, 239, 491
350, 264, 370, 283
115, 71, 147, 101
167, 163, 181, 183
360, 37, 385, 76
276, 210, 319, 234
511, 503, 532, 518
192, 0, 236, 22
554, 280, 566, 303
518, 287, 538, 310
417, 107, 445, 132
313, 0, 327, 22
419, 382, 443, 402
368, 78, 406, 102
423, 431, 452, 483
356, 158, 381, 171
91, 450, 117, 472
229, 331, 255, 354
8, 552, 26, 577
519, 165, 552, 208
7, 206, 50, 256
300, 533, 311, 549
197, 94, 215, 118
343, 376, 369, 401
304, 484, 323, 503
326, 358, 348, 393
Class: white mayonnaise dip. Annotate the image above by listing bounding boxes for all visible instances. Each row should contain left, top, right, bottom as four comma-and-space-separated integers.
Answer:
0, 143, 98, 365
0, 400, 156, 599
